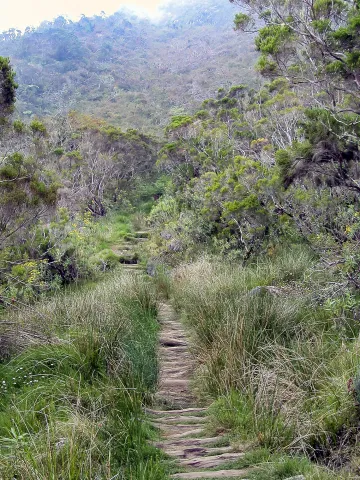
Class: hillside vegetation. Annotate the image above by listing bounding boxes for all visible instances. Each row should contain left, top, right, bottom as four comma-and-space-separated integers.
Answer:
146, 0, 360, 476
1, 0, 360, 478
0, 269, 166, 479
0, 0, 257, 131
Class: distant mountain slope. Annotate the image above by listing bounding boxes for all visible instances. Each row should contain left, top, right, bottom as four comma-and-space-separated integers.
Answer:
0, 0, 258, 132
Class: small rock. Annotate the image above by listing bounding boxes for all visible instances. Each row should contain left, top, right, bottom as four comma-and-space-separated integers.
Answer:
55, 438, 67, 450
284, 476, 305, 480
248, 285, 283, 297
146, 263, 156, 277
248, 286, 265, 297
161, 231, 172, 240
169, 240, 183, 252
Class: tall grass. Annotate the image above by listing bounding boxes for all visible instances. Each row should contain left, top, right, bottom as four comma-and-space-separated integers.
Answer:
0, 270, 167, 479
170, 247, 360, 464
89, 211, 133, 251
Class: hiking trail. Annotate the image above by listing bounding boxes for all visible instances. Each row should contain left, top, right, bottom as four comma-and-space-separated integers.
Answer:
149, 302, 253, 479
121, 231, 253, 479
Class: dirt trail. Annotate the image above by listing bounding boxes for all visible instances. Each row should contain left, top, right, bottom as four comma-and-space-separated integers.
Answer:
148, 301, 253, 480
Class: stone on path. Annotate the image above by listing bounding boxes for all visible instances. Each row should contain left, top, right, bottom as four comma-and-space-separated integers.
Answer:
164, 446, 234, 458
178, 452, 245, 469
154, 437, 224, 449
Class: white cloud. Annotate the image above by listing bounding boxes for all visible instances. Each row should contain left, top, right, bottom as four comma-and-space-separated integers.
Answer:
0, 0, 163, 31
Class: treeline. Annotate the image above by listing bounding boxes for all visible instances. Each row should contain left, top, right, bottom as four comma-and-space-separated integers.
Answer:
0, 0, 256, 131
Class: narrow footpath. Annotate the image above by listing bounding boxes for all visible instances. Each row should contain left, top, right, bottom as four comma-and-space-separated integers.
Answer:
120, 230, 252, 478
148, 301, 253, 479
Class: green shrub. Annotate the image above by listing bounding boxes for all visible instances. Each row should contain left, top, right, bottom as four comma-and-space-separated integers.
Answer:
170, 248, 360, 454
13, 119, 26, 133
52, 147, 64, 156
90, 248, 120, 271
30, 119, 46, 134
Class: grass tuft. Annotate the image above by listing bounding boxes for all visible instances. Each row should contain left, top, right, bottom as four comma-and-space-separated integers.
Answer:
169, 247, 360, 476
0, 270, 169, 479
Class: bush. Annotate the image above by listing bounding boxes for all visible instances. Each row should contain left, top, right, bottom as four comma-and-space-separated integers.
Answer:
30, 119, 46, 134
13, 120, 26, 133
90, 248, 120, 271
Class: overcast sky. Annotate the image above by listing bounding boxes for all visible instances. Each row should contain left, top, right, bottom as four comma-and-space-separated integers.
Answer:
0, 0, 165, 31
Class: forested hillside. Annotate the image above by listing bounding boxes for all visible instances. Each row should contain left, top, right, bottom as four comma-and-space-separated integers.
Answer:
0, 0, 257, 131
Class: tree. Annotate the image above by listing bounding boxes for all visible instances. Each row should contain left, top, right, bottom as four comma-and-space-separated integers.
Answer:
0, 57, 17, 121
231, 0, 360, 96
230, 0, 360, 189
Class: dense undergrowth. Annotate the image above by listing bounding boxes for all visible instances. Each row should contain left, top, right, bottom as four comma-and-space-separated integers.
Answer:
164, 245, 360, 478
0, 269, 168, 479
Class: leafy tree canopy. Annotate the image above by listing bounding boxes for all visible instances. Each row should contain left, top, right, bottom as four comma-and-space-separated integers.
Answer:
0, 57, 17, 121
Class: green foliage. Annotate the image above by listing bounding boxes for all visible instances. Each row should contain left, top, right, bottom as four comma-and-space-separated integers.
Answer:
101, 124, 122, 140
65, 149, 82, 161
234, 13, 254, 31
0, 102, 160, 302
170, 251, 360, 457
29, 119, 46, 134
0, 3, 257, 132
211, 390, 295, 449
195, 109, 210, 119
275, 149, 292, 177
90, 248, 120, 270
12, 119, 25, 133
0, 56, 17, 120
167, 115, 193, 131
52, 147, 64, 156
255, 24, 292, 55
0, 272, 166, 479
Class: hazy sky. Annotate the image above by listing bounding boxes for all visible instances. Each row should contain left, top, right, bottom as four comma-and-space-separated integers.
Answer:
1, 0, 164, 31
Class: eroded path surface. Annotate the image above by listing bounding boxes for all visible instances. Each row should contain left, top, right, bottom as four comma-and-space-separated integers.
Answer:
147, 301, 253, 479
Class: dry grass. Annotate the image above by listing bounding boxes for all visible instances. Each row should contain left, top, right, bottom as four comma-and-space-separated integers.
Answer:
170, 249, 360, 466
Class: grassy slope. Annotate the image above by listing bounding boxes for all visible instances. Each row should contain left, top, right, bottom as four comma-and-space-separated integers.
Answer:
0, 270, 168, 479
166, 246, 360, 479
0, 196, 171, 479
1, 201, 358, 478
